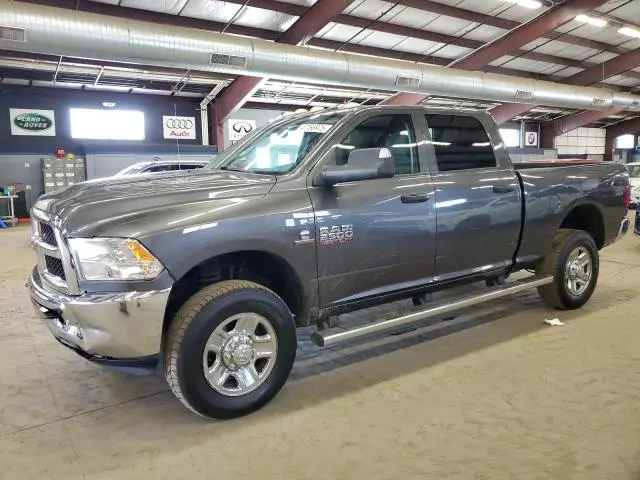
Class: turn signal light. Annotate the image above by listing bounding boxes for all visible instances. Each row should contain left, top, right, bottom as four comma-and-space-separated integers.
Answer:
125, 239, 157, 263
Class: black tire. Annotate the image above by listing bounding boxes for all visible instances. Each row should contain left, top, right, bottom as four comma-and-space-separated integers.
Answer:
536, 228, 599, 310
164, 280, 296, 419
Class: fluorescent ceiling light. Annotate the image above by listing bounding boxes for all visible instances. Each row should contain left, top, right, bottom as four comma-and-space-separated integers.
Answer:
279, 18, 297, 32
504, 0, 542, 9
619, 26, 640, 38
576, 14, 607, 27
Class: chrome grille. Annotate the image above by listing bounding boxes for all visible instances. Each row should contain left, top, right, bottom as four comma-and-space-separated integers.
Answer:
45, 256, 66, 280
39, 221, 57, 246
31, 209, 80, 295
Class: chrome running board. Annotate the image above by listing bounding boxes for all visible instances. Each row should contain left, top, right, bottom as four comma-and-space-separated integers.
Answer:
311, 275, 553, 347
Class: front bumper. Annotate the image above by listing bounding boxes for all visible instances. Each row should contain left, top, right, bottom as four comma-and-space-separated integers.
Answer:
29, 268, 170, 363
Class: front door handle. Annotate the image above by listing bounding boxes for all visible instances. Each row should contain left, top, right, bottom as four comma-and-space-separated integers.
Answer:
493, 184, 515, 193
401, 193, 430, 204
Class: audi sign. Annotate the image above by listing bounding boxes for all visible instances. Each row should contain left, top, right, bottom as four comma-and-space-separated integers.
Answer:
163, 115, 196, 140
166, 119, 194, 129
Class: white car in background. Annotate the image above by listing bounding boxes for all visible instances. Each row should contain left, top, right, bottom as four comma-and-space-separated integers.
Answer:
627, 162, 640, 208
114, 160, 209, 176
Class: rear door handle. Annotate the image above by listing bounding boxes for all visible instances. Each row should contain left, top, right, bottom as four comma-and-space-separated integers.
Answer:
493, 184, 515, 193
401, 193, 430, 204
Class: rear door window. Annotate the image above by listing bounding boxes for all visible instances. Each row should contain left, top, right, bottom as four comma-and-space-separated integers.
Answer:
425, 114, 497, 172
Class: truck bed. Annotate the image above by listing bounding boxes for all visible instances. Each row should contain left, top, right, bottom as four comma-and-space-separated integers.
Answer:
513, 160, 628, 269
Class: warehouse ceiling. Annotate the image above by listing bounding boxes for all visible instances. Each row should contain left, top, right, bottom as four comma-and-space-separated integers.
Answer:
3, 0, 640, 128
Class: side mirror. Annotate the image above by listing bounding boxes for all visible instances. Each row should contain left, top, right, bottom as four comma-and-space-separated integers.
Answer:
321, 148, 395, 186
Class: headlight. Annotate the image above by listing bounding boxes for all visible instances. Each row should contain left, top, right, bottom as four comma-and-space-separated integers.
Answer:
68, 238, 163, 281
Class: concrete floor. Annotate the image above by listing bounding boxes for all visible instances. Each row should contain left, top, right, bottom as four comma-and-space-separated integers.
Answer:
2, 222, 640, 480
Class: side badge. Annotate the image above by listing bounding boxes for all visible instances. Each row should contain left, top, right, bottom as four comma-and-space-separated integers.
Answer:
294, 229, 315, 245
320, 225, 353, 246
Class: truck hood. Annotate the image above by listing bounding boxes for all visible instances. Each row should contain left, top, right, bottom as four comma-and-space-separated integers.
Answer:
34, 169, 276, 236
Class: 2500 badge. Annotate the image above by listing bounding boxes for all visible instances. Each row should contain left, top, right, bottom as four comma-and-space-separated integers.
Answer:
319, 225, 353, 245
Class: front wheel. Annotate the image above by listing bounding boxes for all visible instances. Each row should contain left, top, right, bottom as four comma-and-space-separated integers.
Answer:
164, 280, 297, 419
536, 229, 599, 310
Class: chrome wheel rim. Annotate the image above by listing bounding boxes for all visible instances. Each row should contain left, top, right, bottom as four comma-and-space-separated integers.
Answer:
565, 246, 592, 296
202, 313, 278, 397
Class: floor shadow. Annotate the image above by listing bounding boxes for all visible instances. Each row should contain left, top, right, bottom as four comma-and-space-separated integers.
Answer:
261, 286, 635, 418
290, 302, 529, 382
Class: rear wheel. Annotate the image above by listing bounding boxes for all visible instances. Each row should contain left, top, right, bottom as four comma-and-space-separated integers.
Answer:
536, 229, 599, 310
164, 280, 297, 419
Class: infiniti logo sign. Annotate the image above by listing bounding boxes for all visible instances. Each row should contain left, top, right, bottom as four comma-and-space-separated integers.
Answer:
525, 131, 538, 147
232, 121, 253, 134
229, 119, 257, 141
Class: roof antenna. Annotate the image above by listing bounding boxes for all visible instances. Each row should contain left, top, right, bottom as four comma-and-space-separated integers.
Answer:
174, 103, 181, 161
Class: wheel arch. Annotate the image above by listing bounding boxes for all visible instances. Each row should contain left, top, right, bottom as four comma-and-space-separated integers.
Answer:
558, 201, 605, 249
162, 249, 309, 339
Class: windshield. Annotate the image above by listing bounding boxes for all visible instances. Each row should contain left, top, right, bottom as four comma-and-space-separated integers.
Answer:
208, 112, 346, 174
627, 165, 640, 177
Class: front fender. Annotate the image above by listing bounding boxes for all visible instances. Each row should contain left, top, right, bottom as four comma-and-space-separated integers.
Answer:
126, 189, 318, 305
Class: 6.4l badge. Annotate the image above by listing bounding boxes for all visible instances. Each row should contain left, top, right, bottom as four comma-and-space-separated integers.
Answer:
319, 225, 353, 246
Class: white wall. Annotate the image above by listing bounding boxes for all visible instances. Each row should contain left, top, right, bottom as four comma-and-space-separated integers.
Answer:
0, 154, 44, 211
554, 127, 606, 156
509, 149, 557, 163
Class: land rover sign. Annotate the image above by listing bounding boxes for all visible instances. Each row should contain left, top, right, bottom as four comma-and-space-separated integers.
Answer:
15, 113, 52, 131
9, 109, 56, 136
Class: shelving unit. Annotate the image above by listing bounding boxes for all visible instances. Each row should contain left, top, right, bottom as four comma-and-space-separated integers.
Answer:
0, 195, 17, 228
42, 156, 86, 194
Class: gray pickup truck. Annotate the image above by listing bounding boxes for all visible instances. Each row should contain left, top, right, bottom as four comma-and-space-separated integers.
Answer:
29, 106, 630, 419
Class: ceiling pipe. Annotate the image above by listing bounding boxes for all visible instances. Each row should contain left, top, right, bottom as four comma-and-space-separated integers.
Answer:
1, 1, 639, 111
